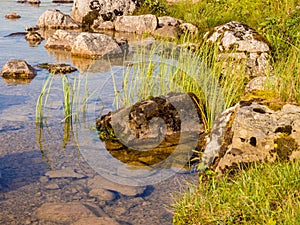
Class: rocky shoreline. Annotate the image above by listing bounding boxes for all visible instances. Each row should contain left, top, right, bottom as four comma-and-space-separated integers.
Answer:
1, 0, 300, 224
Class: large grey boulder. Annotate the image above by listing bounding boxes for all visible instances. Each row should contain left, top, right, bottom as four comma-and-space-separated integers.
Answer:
204, 21, 273, 78
71, 32, 122, 58
202, 101, 300, 174
71, 0, 138, 24
1, 59, 37, 79
44, 30, 79, 50
37, 9, 80, 29
114, 14, 158, 33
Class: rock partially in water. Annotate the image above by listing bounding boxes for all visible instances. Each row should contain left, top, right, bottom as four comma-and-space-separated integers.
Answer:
18, 0, 41, 4
5, 12, 21, 19
97, 92, 206, 169
114, 14, 158, 34
71, 216, 120, 225
37, 9, 80, 29
92, 20, 115, 31
17, 0, 40, 3
45, 167, 86, 179
71, 32, 123, 58
1, 59, 37, 79
97, 92, 204, 146
71, 0, 138, 24
25, 31, 44, 46
44, 29, 79, 50
88, 175, 146, 196
53, 0, 73, 3
202, 101, 300, 174
204, 21, 273, 78
37, 63, 77, 74
34, 202, 95, 224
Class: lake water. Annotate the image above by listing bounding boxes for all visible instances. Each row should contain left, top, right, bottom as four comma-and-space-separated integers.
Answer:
0, 1, 198, 224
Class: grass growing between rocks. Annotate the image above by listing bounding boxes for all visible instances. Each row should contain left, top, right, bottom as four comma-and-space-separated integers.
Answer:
173, 160, 300, 224
114, 41, 246, 130
136, 0, 300, 105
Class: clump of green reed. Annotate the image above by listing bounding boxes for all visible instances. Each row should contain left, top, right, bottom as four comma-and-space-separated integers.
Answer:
114, 41, 246, 130
36, 74, 89, 126
36, 74, 54, 127
173, 160, 300, 224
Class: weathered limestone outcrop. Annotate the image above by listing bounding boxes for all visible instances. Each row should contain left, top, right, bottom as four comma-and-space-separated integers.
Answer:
1, 59, 37, 79
202, 100, 300, 174
114, 14, 158, 34
71, 0, 138, 24
204, 21, 273, 78
37, 9, 80, 29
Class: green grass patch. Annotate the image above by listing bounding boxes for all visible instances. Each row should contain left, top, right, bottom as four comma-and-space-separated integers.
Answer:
173, 160, 300, 224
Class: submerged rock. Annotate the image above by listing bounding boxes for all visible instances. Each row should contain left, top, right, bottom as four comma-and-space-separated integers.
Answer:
34, 203, 95, 224
88, 175, 146, 196
37, 9, 80, 29
204, 21, 273, 78
1, 59, 36, 79
71, 217, 120, 225
202, 101, 300, 174
45, 167, 86, 179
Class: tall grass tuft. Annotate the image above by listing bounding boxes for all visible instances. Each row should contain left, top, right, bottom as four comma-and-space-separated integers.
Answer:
114, 41, 246, 130
173, 160, 300, 224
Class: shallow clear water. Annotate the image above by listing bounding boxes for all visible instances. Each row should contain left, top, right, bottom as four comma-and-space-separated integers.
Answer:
0, 1, 197, 224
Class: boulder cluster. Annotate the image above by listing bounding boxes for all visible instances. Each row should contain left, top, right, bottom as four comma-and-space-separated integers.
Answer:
2, 0, 299, 174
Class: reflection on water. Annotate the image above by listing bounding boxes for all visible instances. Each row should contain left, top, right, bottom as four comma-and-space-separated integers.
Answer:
0, 1, 198, 224
2, 77, 34, 85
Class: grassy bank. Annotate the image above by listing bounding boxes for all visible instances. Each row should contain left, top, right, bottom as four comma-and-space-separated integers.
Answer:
135, 0, 300, 224
173, 160, 300, 224
136, 0, 300, 105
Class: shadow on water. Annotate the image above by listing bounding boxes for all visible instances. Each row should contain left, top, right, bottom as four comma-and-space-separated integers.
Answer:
0, 150, 49, 191
0, 94, 28, 111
